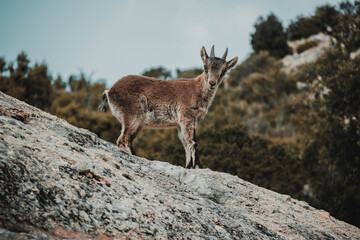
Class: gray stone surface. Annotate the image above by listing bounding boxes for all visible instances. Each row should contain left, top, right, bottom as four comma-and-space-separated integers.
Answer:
282, 33, 332, 74
0, 91, 359, 239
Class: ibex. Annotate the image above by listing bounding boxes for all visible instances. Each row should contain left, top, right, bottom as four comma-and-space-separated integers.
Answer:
99, 46, 238, 169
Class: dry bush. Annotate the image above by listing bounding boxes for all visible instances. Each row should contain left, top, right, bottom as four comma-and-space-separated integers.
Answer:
296, 40, 318, 54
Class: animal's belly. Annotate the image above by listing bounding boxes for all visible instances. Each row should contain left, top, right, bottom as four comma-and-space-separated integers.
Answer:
144, 122, 178, 129
144, 106, 178, 128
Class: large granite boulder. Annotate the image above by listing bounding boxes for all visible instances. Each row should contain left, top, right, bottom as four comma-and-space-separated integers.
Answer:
0, 91, 359, 239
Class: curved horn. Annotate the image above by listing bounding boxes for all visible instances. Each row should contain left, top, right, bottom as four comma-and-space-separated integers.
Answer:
222, 48, 228, 60
210, 45, 215, 58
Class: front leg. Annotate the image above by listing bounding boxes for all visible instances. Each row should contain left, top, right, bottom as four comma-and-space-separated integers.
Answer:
178, 121, 202, 169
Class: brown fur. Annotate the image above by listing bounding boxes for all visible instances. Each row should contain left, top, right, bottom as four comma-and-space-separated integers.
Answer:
101, 46, 238, 169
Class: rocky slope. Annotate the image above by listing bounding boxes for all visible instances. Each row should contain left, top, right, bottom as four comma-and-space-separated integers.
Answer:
0, 91, 359, 240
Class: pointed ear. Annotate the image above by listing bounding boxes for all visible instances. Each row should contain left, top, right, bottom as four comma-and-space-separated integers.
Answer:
227, 57, 238, 69
200, 46, 208, 64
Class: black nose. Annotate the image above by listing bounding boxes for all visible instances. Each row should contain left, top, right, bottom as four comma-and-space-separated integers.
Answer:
209, 81, 216, 87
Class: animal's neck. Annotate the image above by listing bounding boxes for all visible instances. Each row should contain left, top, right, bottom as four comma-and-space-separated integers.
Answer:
197, 72, 218, 109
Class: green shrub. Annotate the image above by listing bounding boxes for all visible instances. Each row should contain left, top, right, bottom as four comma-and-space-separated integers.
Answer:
199, 124, 304, 196
227, 51, 281, 87
296, 40, 318, 54
287, 16, 322, 40
0, 53, 54, 110
251, 13, 291, 58
292, 48, 360, 227
287, 4, 340, 40
329, 1, 360, 54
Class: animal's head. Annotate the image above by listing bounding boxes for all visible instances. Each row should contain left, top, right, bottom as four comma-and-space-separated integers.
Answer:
200, 45, 238, 91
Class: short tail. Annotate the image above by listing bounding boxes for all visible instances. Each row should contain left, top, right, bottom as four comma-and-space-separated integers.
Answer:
99, 90, 109, 112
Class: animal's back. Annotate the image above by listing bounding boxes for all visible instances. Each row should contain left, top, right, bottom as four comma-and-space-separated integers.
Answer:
108, 75, 198, 106
108, 75, 148, 100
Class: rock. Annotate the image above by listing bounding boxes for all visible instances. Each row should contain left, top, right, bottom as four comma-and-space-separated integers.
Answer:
0, 91, 359, 239
281, 33, 332, 74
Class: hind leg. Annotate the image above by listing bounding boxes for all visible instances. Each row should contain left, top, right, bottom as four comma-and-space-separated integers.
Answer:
109, 95, 146, 155
116, 119, 142, 155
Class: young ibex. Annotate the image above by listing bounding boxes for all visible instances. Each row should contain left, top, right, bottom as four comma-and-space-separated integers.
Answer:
99, 46, 238, 169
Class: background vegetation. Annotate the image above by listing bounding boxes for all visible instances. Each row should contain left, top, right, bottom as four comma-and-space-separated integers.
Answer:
1, 0, 359, 228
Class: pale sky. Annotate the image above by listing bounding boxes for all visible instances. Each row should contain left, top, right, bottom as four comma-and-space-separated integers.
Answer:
0, 0, 342, 86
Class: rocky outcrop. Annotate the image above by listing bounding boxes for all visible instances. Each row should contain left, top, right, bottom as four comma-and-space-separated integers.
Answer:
282, 33, 332, 74
282, 33, 360, 73
0, 91, 359, 240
